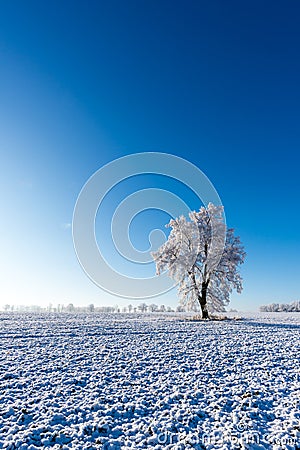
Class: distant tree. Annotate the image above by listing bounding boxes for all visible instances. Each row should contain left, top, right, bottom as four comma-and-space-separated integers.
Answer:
138, 303, 147, 313
128, 304, 133, 313
159, 305, 166, 312
176, 305, 186, 313
260, 300, 300, 312
148, 304, 159, 313
87, 303, 95, 313
290, 300, 300, 312
66, 303, 75, 312
97, 306, 114, 313
153, 203, 245, 319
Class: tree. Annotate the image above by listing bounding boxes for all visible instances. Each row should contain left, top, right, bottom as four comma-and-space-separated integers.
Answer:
260, 300, 300, 312
176, 305, 186, 313
66, 303, 75, 312
152, 203, 245, 319
87, 303, 95, 313
138, 303, 147, 313
148, 304, 158, 313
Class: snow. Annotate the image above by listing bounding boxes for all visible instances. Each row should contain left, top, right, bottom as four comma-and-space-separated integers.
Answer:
0, 312, 299, 449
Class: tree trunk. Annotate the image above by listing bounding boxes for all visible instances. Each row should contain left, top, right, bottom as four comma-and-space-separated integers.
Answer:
198, 281, 209, 319
189, 269, 210, 319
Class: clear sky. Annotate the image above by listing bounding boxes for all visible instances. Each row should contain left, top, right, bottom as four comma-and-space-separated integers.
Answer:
1, 1, 299, 311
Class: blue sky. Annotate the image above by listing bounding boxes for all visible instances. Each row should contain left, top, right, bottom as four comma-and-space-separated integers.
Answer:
0, 1, 299, 310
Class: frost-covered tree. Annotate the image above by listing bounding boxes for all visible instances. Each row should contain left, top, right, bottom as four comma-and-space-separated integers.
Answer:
148, 304, 159, 312
260, 300, 300, 312
66, 303, 75, 313
152, 203, 245, 319
87, 303, 95, 313
138, 303, 147, 313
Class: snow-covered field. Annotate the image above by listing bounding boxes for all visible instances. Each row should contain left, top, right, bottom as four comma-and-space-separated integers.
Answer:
1, 312, 299, 450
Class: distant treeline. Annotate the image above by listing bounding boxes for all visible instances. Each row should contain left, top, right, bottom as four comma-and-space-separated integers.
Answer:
260, 300, 300, 312
1, 303, 183, 314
